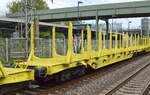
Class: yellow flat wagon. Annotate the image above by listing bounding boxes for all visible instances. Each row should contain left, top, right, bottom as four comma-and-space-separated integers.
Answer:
0, 62, 34, 85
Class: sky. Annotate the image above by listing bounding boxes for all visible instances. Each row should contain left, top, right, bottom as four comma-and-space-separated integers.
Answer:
0, 0, 146, 29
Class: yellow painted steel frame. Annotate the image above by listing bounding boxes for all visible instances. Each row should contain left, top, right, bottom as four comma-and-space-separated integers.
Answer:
15, 22, 150, 76
0, 62, 34, 85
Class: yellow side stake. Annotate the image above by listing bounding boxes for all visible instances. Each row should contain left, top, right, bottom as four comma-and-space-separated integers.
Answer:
135, 34, 137, 47
98, 28, 102, 51
28, 24, 35, 61
52, 27, 57, 57
122, 32, 124, 48
120, 33, 122, 48
110, 29, 112, 50
81, 29, 85, 53
103, 32, 106, 50
126, 32, 128, 48
130, 33, 133, 48
115, 31, 118, 49
87, 25, 92, 53
67, 22, 73, 56
0, 62, 7, 77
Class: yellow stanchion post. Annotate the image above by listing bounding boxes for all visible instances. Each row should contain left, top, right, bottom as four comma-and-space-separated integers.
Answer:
122, 32, 124, 48
52, 27, 57, 57
103, 32, 106, 50
98, 28, 102, 51
81, 29, 84, 53
115, 31, 118, 49
120, 33, 122, 48
87, 25, 92, 53
126, 32, 128, 48
130, 33, 133, 48
110, 29, 112, 50
0, 62, 7, 77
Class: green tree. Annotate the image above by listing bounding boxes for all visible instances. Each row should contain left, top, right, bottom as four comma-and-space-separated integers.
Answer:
7, 0, 49, 13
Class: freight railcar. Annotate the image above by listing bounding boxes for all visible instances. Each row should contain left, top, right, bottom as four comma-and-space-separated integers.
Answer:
0, 22, 150, 85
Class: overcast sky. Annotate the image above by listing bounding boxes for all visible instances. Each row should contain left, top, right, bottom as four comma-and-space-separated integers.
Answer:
0, 0, 146, 29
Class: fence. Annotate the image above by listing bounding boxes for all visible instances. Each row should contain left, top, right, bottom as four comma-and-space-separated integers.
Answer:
0, 36, 137, 64
0, 38, 68, 63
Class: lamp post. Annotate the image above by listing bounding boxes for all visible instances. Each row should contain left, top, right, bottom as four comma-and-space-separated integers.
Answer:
77, 1, 83, 24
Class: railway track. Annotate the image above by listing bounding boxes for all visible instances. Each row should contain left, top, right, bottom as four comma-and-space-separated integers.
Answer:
2, 54, 150, 95
101, 56, 150, 95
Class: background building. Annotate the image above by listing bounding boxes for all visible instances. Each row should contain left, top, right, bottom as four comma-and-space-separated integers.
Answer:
141, 18, 150, 36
